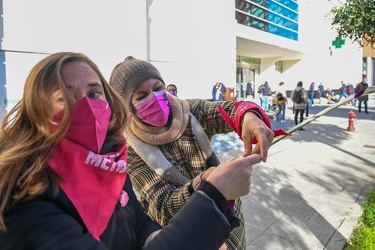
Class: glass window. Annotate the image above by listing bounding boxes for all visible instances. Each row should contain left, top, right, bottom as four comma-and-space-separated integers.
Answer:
275, 60, 283, 73
268, 1, 298, 21
268, 12, 298, 31
236, 11, 268, 31
268, 23, 298, 40
235, 0, 299, 41
272, 0, 298, 11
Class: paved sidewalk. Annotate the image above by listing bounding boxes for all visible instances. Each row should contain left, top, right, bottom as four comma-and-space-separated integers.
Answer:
212, 95, 375, 249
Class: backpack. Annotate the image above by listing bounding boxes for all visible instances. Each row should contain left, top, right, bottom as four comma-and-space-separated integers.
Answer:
276, 92, 284, 101
346, 84, 354, 94
258, 86, 263, 94
293, 89, 304, 104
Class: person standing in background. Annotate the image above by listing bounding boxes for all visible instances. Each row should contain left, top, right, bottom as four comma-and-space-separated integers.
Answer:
308, 82, 315, 106
355, 75, 369, 113
336, 81, 348, 102
346, 82, 354, 105
261, 81, 271, 112
317, 82, 325, 103
291, 81, 308, 130
212, 82, 226, 102
257, 82, 264, 108
166, 84, 178, 97
246, 80, 254, 98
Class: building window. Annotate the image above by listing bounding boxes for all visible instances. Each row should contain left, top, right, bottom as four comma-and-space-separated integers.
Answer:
237, 56, 261, 65
237, 56, 261, 74
235, 0, 299, 41
275, 60, 283, 73
362, 58, 367, 75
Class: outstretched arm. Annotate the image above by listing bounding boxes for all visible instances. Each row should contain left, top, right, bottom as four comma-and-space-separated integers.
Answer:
146, 154, 261, 250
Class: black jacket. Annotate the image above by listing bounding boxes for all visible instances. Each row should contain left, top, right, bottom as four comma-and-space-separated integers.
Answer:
355, 82, 369, 101
0, 140, 234, 250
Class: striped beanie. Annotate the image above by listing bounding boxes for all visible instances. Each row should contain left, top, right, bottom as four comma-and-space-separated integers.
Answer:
109, 56, 165, 112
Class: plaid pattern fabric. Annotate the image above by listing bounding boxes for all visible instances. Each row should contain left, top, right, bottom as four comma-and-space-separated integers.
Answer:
226, 199, 246, 250
127, 99, 246, 249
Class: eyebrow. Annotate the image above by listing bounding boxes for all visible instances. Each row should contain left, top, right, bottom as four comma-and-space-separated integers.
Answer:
88, 82, 103, 88
66, 82, 103, 89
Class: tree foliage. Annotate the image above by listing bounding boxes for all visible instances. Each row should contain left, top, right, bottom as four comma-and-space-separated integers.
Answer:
329, 0, 375, 47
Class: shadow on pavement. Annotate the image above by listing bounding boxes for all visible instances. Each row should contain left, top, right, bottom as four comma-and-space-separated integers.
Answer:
245, 181, 346, 249
211, 99, 375, 249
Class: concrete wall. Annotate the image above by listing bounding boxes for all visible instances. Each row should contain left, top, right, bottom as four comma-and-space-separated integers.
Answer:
2, 0, 147, 112
0, 0, 364, 116
148, 0, 236, 99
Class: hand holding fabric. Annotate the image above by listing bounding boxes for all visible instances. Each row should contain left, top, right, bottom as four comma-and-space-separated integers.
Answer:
241, 112, 274, 161
218, 101, 290, 163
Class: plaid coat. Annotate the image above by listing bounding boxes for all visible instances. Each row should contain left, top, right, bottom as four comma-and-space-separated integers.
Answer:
127, 99, 247, 250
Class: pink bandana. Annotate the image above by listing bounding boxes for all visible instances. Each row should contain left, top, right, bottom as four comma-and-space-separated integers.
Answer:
48, 139, 128, 240
48, 97, 128, 240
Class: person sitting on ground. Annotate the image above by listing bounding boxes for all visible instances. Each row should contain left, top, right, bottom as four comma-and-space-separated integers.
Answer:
109, 56, 286, 250
0, 52, 263, 250
325, 88, 336, 104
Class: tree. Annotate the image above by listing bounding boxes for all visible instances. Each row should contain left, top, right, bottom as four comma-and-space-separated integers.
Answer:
329, 0, 375, 47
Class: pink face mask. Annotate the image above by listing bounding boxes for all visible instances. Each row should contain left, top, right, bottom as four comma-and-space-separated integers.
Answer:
51, 97, 112, 153
134, 90, 171, 127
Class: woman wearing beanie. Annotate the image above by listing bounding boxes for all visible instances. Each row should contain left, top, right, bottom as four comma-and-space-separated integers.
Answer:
0, 52, 264, 250
109, 56, 285, 250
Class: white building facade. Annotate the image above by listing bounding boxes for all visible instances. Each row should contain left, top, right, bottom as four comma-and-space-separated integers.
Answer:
0, 0, 363, 118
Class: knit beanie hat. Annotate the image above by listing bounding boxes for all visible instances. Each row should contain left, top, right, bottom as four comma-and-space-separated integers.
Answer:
109, 56, 165, 113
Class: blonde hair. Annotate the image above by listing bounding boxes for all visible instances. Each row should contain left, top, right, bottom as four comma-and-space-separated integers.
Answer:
0, 52, 127, 230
